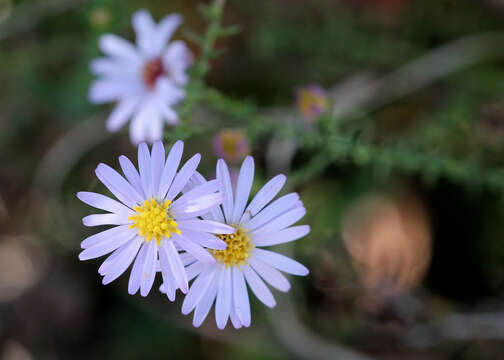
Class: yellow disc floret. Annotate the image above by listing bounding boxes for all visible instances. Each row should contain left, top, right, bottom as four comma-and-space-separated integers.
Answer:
128, 198, 181, 244
211, 227, 254, 268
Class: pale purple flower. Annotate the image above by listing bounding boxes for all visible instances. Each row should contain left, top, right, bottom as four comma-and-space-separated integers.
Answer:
212, 129, 250, 164
177, 156, 310, 329
77, 141, 234, 300
89, 9, 193, 144
296, 85, 329, 124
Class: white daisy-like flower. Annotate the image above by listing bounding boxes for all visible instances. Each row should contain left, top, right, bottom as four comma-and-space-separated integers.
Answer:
178, 156, 310, 329
77, 141, 234, 300
89, 9, 193, 144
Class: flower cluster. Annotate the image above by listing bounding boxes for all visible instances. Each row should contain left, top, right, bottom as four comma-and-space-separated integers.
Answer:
78, 141, 310, 329
82, 8, 310, 330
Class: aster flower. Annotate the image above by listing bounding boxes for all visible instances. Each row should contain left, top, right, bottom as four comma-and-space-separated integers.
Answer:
77, 141, 234, 300
179, 156, 310, 329
296, 85, 329, 124
212, 129, 250, 164
89, 9, 193, 144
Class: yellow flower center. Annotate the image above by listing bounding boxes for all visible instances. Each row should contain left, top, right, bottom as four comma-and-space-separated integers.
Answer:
128, 198, 181, 244
211, 227, 254, 268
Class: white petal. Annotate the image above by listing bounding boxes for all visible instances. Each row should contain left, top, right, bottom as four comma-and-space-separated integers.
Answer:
138, 142, 152, 198
90, 58, 138, 78
119, 155, 144, 198
140, 240, 157, 296
166, 154, 201, 201
254, 248, 309, 276
150, 141, 165, 196
251, 206, 306, 236
217, 159, 234, 223
242, 265, 276, 308
128, 242, 148, 294
99, 34, 141, 64
176, 229, 227, 250
106, 98, 139, 132
244, 193, 300, 231
232, 267, 251, 327
77, 191, 133, 218
229, 307, 242, 329
180, 252, 196, 266
158, 140, 184, 198
193, 271, 219, 327
89, 79, 141, 104
231, 156, 254, 224
102, 237, 143, 284
152, 14, 183, 55
252, 225, 310, 247
146, 109, 163, 143
180, 173, 225, 222
81, 225, 131, 249
186, 261, 206, 281
215, 268, 232, 329
163, 40, 193, 85
182, 267, 217, 315
172, 193, 224, 219
173, 235, 215, 264
95, 163, 143, 208
177, 220, 234, 234
157, 77, 185, 105
98, 241, 126, 276
172, 179, 219, 209
161, 240, 188, 293
132, 9, 156, 57
79, 229, 136, 260
241, 174, 286, 223
249, 257, 291, 292
82, 213, 129, 227
158, 247, 178, 301
158, 101, 179, 125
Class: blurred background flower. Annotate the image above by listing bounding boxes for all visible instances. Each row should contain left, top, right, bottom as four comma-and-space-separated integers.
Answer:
212, 128, 250, 164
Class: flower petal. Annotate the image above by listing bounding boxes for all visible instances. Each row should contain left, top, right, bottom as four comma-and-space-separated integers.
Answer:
128, 242, 148, 295
102, 237, 143, 285
254, 248, 309, 276
79, 229, 136, 260
244, 193, 300, 232
99, 34, 141, 64
193, 271, 219, 327
182, 266, 217, 315
252, 225, 310, 247
173, 234, 215, 264
119, 155, 144, 198
140, 240, 157, 296
152, 14, 183, 55
160, 240, 188, 293
232, 267, 251, 327
82, 213, 129, 227
251, 206, 306, 236
215, 268, 232, 329
81, 225, 131, 249
217, 159, 234, 223
138, 142, 152, 198
95, 163, 143, 208
249, 257, 291, 292
242, 265, 276, 308
158, 140, 184, 198
177, 220, 234, 235
166, 154, 201, 201
106, 97, 139, 132
77, 191, 133, 218
150, 141, 165, 196
231, 156, 254, 224
241, 174, 286, 223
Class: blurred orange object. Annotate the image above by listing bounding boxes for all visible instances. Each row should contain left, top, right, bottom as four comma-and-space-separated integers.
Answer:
342, 193, 431, 299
